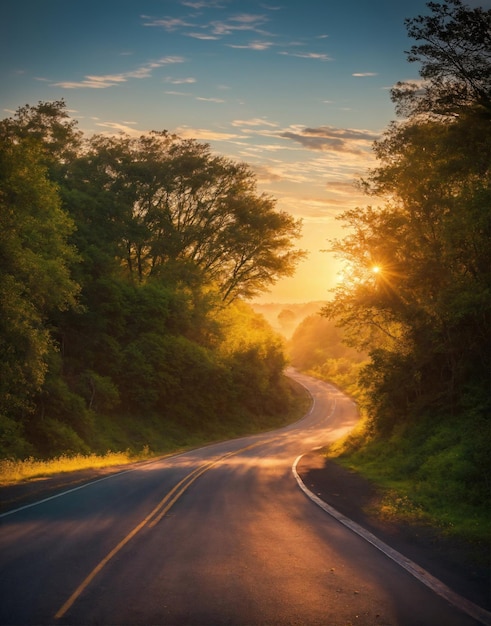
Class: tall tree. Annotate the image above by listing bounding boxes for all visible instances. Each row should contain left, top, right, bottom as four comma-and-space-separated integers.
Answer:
322, 0, 491, 431
72, 132, 305, 301
0, 135, 79, 422
391, 0, 491, 117
0, 100, 82, 179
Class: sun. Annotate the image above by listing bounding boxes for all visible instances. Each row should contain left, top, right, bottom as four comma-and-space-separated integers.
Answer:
372, 265, 381, 274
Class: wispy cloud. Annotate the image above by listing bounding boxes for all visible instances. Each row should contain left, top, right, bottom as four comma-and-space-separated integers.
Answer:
141, 17, 194, 30
227, 40, 274, 50
181, 1, 226, 8
187, 32, 220, 40
143, 11, 271, 40
278, 51, 332, 61
231, 118, 279, 128
249, 164, 283, 183
196, 96, 225, 102
280, 125, 378, 154
164, 76, 196, 84
352, 72, 378, 77
95, 121, 145, 136
209, 13, 270, 36
165, 90, 193, 96
51, 57, 185, 89
175, 126, 243, 141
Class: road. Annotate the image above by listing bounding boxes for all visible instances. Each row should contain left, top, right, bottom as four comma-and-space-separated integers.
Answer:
0, 370, 485, 625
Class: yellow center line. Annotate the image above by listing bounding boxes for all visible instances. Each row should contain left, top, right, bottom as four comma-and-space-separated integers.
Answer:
54, 438, 270, 620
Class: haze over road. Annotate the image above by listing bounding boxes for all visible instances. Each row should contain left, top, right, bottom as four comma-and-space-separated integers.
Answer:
0, 371, 483, 625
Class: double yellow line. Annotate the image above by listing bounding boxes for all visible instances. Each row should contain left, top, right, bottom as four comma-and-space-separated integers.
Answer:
55, 439, 268, 620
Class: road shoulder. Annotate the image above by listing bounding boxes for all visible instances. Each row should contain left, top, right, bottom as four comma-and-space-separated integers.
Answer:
296, 449, 490, 613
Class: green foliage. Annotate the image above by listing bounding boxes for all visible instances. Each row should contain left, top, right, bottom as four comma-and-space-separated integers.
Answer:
31, 418, 90, 457
0, 414, 34, 459
0, 130, 79, 421
323, 15, 490, 431
321, 0, 491, 528
0, 101, 304, 459
289, 314, 366, 368
67, 131, 305, 301
288, 314, 367, 396
331, 408, 490, 544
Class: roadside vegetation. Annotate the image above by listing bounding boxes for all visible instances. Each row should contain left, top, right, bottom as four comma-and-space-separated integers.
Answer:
0, 375, 311, 487
0, 451, 140, 485
0, 99, 307, 467
291, 0, 490, 547
287, 314, 367, 398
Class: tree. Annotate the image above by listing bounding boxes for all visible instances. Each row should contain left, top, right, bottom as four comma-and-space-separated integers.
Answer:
0, 135, 79, 423
322, 0, 490, 431
0, 100, 82, 177
74, 132, 305, 301
391, 0, 491, 118
0, 101, 304, 457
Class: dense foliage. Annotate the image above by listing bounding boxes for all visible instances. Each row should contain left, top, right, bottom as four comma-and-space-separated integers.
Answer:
0, 104, 304, 458
322, 0, 490, 511
288, 314, 367, 396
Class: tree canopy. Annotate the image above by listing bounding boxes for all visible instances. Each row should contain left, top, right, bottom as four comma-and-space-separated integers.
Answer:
68, 131, 304, 301
322, 0, 490, 437
391, 0, 491, 117
0, 102, 303, 457
0, 135, 79, 421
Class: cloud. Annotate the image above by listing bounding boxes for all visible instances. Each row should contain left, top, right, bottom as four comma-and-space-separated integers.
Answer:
187, 32, 220, 40
231, 118, 279, 128
181, 0, 226, 8
209, 13, 270, 36
95, 121, 145, 137
249, 164, 283, 183
280, 125, 379, 154
141, 17, 194, 30
352, 72, 378, 77
278, 51, 332, 61
174, 126, 243, 141
196, 96, 225, 102
227, 40, 274, 50
51, 57, 185, 89
144, 11, 270, 39
165, 90, 193, 96
324, 180, 360, 194
164, 76, 196, 84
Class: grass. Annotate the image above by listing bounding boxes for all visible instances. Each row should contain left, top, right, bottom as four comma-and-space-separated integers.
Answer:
0, 375, 312, 487
0, 448, 151, 486
327, 417, 490, 546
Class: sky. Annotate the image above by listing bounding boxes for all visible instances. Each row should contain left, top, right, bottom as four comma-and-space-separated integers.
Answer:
1, 0, 470, 303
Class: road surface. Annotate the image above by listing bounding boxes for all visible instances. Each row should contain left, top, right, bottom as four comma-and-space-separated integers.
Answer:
0, 370, 485, 625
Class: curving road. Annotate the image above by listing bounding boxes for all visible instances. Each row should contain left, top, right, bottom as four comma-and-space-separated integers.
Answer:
0, 370, 485, 625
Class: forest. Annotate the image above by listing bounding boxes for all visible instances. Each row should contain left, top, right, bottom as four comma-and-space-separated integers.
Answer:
296, 0, 489, 539
0, 102, 306, 459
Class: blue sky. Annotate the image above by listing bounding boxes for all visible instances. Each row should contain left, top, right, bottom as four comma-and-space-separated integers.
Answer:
2, 0, 457, 302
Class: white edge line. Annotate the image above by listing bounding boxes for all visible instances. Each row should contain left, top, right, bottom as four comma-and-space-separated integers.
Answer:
292, 454, 491, 626
0, 469, 134, 519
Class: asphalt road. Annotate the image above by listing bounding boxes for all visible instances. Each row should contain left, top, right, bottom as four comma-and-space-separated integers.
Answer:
0, 370, 485, 625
